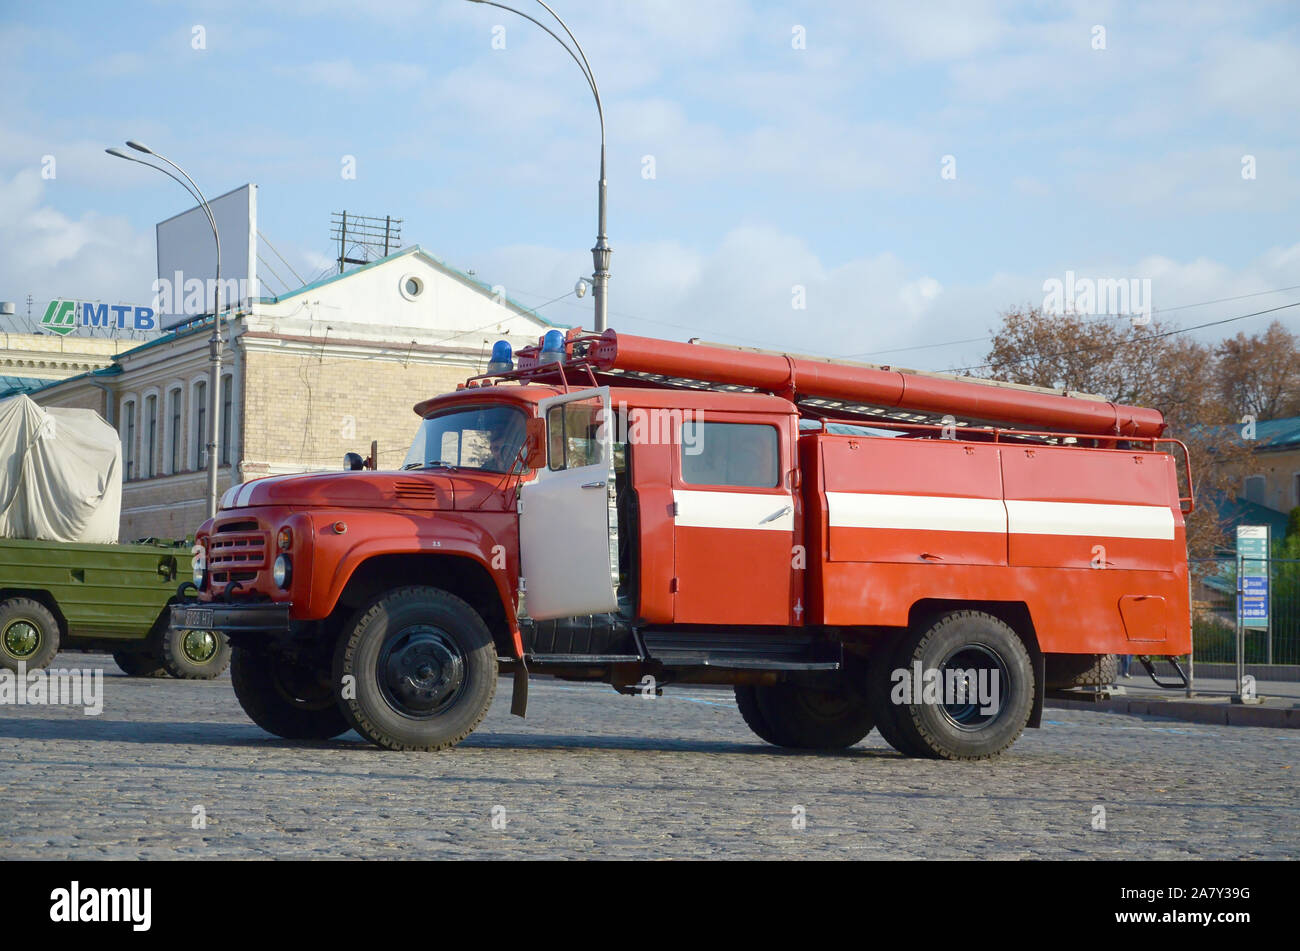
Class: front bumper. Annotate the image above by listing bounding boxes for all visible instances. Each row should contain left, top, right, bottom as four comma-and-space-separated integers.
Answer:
170, 600, 292, 636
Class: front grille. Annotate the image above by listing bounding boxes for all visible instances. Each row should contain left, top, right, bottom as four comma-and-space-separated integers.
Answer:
208, 519, 270, 575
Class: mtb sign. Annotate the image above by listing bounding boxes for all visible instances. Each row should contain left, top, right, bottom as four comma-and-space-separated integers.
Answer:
39, 300, 161, 338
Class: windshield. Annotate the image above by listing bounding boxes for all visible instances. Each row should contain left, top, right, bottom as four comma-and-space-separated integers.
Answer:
403, 405, 528, 474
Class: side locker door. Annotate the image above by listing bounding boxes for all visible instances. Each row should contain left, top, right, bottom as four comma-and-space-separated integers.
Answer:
518, 387, 619, 621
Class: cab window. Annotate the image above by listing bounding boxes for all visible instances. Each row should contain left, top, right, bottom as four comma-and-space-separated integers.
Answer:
680, 422, 779, 488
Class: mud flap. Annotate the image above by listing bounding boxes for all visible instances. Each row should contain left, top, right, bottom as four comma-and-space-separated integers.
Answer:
511, 661, 529, 718
1028, 650, 1045, 728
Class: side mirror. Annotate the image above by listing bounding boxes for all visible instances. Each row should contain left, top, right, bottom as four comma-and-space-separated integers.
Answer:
343, 452, 365, 471
523, 417, 547, 469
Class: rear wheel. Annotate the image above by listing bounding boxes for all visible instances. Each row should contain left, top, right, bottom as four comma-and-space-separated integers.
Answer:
865, 629, 928, 757
162, 626, 231, 680
888, 611, 1034, 760
113, 651, 167, 678
334, 586, 497, 751
736, 682, 874, 749
0, 598, 59, 672
231, 647, 351, 740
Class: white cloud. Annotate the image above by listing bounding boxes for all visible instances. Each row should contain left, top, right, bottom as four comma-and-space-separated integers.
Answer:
0, 170, 154, 310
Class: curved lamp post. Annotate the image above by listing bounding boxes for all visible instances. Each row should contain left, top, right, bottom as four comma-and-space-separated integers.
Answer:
106, 143, 225, 519
466, 0, 610, 332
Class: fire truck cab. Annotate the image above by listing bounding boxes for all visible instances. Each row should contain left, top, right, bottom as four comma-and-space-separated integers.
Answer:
174, 328, 1192, 760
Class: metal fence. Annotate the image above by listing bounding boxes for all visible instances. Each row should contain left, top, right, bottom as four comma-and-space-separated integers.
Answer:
1189, 557, 1300, 672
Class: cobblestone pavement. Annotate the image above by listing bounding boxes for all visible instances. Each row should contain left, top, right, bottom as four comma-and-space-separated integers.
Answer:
1, 653, 1296, 860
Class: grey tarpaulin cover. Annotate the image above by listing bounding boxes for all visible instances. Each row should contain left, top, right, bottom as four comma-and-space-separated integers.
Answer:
0, 395, 122, 543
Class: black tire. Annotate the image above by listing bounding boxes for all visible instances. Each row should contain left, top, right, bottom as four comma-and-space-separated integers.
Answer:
230, 646, 351, 740
113, 651, 167, 678
889, 611, 1035, 760
1045, 653, 1117, 688
865, 628, 928, 757
334, 586, 497, 752
734, 684, 786, 745
162, 626, 231, 680
740, 682, 873, 749
0, 598, 60, 672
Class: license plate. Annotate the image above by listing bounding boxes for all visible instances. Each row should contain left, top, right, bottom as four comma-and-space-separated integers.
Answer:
185, 607, 214, 628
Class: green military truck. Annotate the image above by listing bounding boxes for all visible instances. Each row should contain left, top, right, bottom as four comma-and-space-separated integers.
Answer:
0, 394, 228, 679
0, 536, 230, 678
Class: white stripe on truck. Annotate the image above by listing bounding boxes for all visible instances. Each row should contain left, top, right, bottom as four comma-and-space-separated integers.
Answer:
825, 491, 1174, 541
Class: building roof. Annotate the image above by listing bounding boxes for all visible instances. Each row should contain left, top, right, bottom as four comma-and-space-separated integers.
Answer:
254, 245, 565, 329
0, 376, 55, 399
1203, 488, 1292, 539
1248, 415, 1300, 450
1198, 415, 1300, 452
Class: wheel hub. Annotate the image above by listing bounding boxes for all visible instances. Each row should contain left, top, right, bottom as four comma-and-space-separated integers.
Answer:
181, 629, 218, 664
378, 626, 465, 718
936, 643, 1009, 732
3, 620, 39, 658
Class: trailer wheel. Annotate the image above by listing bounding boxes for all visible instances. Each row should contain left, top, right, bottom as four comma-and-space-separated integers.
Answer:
0, 598, 60, 672
889, 611, 1034, 760
737, 683, 874, 749
334, 586, 497, 752
162, 626, 231, 680
113, 651, 167, 678
1045, 653, 1117, 688
231, 647, 351, 740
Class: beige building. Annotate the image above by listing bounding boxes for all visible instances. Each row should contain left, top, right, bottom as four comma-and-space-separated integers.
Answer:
1239, 417, 1300, 516
28, 247, 558, 540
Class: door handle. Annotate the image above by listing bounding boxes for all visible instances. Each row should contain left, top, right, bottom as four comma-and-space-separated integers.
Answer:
581, 481, 606, 489
761, 505, 793, 524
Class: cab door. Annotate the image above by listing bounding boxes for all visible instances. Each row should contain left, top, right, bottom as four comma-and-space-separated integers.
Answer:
518, 388, 619, 621
671, 414, 799, 625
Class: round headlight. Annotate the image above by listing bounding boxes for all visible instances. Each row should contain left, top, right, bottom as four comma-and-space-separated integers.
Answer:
273, 554, 291, 588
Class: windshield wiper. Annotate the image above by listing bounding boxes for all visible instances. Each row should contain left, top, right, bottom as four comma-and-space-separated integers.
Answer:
403, 460, 458, 472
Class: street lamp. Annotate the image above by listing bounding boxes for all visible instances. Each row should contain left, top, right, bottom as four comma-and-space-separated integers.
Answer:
466, 0, 610, 331
106, 142, 225, 519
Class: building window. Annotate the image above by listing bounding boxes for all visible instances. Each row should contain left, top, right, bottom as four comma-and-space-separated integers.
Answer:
144, 395, 157, 478
1243, 475, 1266, 506
194, 381, 207, 469
123, 400, 137, 480
221, 374, 233, 465
169, 387, 183, 474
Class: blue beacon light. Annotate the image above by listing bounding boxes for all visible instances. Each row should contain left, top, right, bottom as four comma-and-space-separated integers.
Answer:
487, 339, 513, 375
539, 329, 566, 364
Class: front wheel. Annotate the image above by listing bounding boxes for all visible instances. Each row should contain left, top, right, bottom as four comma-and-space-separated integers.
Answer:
334, 586, 497, 751
231, 647, 352, 740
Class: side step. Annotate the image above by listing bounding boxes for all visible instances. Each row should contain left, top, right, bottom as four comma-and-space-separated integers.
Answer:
639, 630, 841, 671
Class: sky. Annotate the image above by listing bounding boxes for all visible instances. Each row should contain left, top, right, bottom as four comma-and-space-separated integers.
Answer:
1, 0, 1297, 372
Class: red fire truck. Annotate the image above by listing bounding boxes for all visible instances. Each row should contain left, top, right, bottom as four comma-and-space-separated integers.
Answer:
173, 328, 1193, 759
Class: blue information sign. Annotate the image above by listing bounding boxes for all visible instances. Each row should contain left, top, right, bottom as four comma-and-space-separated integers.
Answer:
1236, 525, 1269, 630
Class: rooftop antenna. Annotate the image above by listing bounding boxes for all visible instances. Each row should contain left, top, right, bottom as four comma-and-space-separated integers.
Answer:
330, 211, 402, 272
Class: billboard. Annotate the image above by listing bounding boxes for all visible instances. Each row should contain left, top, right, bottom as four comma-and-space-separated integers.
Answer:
155, 183, 258, 328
